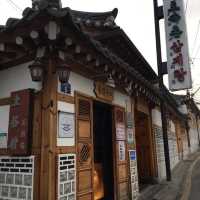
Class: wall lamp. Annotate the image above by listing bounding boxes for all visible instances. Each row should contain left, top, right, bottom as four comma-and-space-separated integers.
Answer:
29, 57, 71, 84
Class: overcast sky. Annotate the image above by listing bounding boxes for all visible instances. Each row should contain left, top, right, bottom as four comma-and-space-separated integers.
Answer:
0, 0, 200, 100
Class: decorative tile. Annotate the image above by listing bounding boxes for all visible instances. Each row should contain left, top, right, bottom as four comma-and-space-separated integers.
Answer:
58, 154, 76, 200
0, 156, 34, 200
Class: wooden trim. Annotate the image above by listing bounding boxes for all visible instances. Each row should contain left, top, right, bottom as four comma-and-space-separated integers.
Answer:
0, 149, 8, 155
0, 97, 12, 106
149, 106, 158, 178
57, 93, 75, 104
56, 146, 76, 154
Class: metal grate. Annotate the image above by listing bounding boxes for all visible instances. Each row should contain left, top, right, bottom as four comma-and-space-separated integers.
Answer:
58, 154, 76, 200
0, 156, 34, 200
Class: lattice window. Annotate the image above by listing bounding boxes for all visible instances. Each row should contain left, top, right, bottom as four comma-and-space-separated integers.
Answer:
0, 156, 34, 200
58, 154, 76, 200
80, 144, 90, 163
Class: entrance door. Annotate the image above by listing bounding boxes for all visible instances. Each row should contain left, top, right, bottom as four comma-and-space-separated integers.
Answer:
135, 111, 153, 188
93, 101, 114, 200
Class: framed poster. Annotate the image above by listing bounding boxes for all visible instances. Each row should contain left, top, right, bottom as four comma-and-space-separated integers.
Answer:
116, 124, 125, 141
118, 141, 126, 161
58, 112, 75, 138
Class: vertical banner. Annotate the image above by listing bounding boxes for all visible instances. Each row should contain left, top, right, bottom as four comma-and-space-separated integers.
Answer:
163, 0, 192, 91
8, 89, 33, 155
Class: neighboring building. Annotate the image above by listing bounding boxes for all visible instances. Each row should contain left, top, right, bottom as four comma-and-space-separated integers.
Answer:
0, 1, 199, 200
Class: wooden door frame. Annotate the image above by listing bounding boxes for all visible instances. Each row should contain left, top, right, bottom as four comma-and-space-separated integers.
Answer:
75, 91, 130, 200
135, 98, 158, 182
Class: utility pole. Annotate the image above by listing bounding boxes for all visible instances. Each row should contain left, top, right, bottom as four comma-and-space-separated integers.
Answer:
153, 0, 171, 181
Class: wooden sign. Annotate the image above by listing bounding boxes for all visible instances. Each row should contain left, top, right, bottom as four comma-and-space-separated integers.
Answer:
94, 81, 113, 102
8, 89, 33, 155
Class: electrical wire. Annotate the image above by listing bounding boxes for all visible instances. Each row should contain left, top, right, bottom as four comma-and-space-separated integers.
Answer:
185, 0, 189, 14
5, 0, 23, 13
191, 20, 200, 57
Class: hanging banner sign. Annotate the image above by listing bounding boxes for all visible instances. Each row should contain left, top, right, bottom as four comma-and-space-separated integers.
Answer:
163, 0, 192, 91
8, 89, 33, 155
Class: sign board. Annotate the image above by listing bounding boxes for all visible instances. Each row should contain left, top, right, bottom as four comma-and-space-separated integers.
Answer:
129, 150, 137, 161
118, 141, 126, 161
58, 112, 75, 138
0, 105, 10, 149
116, 124, 126, 141
127, 128, 134, 144
94, 81, 113, 102
163, 0, 192, 91
8, 89, 33, 155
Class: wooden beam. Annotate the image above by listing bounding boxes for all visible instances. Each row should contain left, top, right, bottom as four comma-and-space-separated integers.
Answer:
0, 53, 35, 71
0, 97, 12, 106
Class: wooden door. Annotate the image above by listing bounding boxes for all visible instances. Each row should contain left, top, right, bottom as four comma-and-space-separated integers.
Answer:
76, 93, 94, 200
135, 111, 152, 183
114, 107, 129, 200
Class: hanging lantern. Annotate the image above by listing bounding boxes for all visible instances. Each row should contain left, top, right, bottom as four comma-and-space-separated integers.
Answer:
106, 74, 115, 88
29, 59, 44, 82
56, 62, 71, 83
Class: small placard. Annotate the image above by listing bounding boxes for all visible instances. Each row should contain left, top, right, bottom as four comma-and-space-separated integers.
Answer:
119, 141, 126, 161
129, 150, 136, 161
127, 112, 133, 128
127, 128, 134, 144
116, 124, 126, 141
0, 130, 7, 149
58, 112, 75, 138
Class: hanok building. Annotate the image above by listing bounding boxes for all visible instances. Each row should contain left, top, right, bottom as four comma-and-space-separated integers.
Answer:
0, 1, 198, 200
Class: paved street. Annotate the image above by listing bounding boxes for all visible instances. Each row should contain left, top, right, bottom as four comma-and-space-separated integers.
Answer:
189, 159, 200, 200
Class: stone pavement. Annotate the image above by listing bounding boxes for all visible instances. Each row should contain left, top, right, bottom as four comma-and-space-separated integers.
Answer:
138, 150, 200, 200
188, 158, 200, 200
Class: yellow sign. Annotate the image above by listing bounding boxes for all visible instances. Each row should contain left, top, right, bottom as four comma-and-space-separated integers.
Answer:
94, 81, 113, 102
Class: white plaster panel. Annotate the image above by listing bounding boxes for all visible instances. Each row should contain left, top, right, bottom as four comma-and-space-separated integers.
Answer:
179, 104, 188, 114
0, 106, 9, 148
58, 72, 95, 97
57, 101, 75, 147
114, 91, 130, 108
0, 62, 42, 99
151, 108, 162, 127
170, 121, 176, 133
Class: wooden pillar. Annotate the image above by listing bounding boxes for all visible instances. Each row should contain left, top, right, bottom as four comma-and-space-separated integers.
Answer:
40, 59, 57, 200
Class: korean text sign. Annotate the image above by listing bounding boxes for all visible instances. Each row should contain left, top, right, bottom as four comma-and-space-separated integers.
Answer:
163, 0, 192, 91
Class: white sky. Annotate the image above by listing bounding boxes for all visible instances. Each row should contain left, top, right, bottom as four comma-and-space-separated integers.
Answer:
0, 0, 200, 101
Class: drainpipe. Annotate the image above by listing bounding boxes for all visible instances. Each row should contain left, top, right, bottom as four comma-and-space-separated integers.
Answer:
153, 0, 171, 181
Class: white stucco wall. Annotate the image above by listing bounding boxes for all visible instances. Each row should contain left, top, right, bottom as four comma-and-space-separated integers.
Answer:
151, 108, 166, 181
152, 108, 162, 127
0, 62, 42, 99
